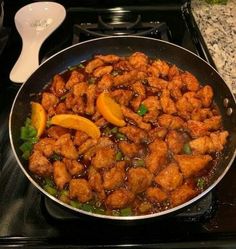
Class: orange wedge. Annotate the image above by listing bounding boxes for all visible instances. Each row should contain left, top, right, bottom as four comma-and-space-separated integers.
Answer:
50, 114, 101, 139
31, 102, 47, 137
96, 92, 126, 127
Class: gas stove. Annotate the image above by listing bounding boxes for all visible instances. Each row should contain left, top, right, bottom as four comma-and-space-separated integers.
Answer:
1, 1, 236, 248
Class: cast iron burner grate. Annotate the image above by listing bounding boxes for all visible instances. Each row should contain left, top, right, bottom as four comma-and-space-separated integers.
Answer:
72, 15, 171, 43
43, 192, 216, 222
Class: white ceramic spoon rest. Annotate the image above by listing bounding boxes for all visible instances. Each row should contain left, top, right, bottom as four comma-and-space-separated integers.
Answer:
10, 2, 66, 84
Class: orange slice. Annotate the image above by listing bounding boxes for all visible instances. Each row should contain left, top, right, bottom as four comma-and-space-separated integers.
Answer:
50, 114, 101, 139
96, 92, 126, 127
31, 102, 47, 137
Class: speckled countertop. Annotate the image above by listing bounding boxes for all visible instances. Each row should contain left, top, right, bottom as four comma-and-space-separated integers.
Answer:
191, 0, 236, 94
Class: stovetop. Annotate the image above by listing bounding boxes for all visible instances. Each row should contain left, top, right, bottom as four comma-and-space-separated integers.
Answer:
0, 1, 236, 248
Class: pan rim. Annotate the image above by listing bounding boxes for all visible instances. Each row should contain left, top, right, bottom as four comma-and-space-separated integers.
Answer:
9, 35, 236, 220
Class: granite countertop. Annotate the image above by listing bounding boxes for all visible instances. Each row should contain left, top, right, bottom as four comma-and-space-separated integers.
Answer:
191, 0, 236, 94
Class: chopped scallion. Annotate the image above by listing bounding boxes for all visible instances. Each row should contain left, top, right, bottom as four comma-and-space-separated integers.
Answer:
120, 207, 132, 216
115, 151, 123, 161
133, 159, 145, 167
116, 133, 126, 140
183, 143, 192, 155
70, 200, 81, 209
50, 153, 61, 161
137, 104, 148, 116
44, 185, 57, 197
110, 127, 118, 133
197, 178, 205, 190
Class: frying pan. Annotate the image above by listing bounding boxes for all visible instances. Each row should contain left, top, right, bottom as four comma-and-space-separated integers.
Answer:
9, 36, 236, 220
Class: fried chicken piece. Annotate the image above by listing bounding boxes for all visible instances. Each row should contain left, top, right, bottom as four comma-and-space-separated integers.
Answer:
72, 96, 86, 114
65, 70, 85, 89
147, 65, 160, 78
176, 92, 202, 119
189, 131, 229, 154
96, 54, 120, 63
111, 89, 133, 106
204, 116, 222, 130
170, 183, 197, 207
146, 187, 168, 203
184, 92, 202, 109
51, 74, 66, 97
130, 81, 146, 111
105, 188, 134, 209
29, 150, 53, 177
119, 125, 148, 144
129, 52, 148, 70
64, 93, 76, 110
78, 138, 97, 155
34, 138, 55, 157
147, 77, 168, 90
83, 137, 114, 160
189, 113, 220, 133
181, 71, 199, 92
168, 65, 180, 80
73, 82, 88, 97
121, 106, 151, 130
74, 130, 89, 146
63, 158, 84, 176
167, 77, 183, 100
85, 58, 104, 74
174, 154, 212, 178
191, 108, 213, 121
54, 134, 78, 159
128, 167, 153, 194
55, 102, 67, 114
114, 59, 133, 71
95, 117, 108, 128
148, 127, 168, 142
160, 89, 177, 114
53, 161, 71, 190
158, 114, 185, 129
145, 139, 167, 174
47, 126, 69, 139
69, 179, 93, 203
166, 130, 184, 154
103, 161, 126, 190
118, 141, 142, 158
155, 163, 183, 191
142, 96, 161, 124
196, 85, 213, 107
91, 147, 116, 169
41, 92, 58, 116
97, 74, 113, 92
187, 120, 209, 138
113, 70, 138, 86
85, 84, 96, 115
88, 167, 104, 193
93, 65, 113, 78
152, 59, 170, 77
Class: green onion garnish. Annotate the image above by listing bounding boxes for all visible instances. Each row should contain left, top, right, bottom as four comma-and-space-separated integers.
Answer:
137, 104, 148, 116
197, 178, 205, 190
115, 151, 123, 161
120, 207, 132, 216
50, 153, 61, 161
183, 143, 192, 155
43, 185, 58, 197
116, 133, 126, 140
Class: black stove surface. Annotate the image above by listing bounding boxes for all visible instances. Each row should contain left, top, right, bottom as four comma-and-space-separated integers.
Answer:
1, 1, 236, 248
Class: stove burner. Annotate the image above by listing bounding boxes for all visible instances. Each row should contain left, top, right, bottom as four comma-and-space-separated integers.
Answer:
73, 15, 171, 43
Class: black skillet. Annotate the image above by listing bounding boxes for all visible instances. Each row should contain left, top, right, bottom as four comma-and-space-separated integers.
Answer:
9, 36, 236, 220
